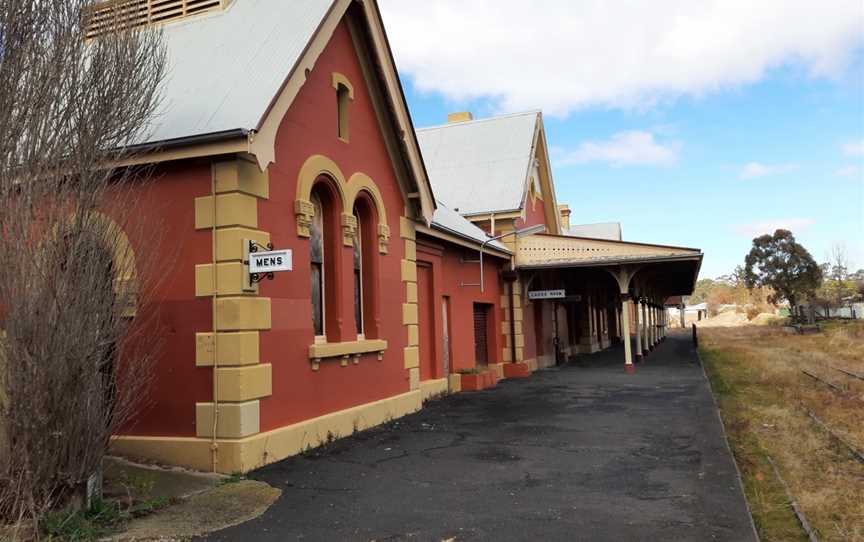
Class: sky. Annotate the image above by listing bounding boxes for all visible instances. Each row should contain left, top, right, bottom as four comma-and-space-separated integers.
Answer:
378, 0, 864, 279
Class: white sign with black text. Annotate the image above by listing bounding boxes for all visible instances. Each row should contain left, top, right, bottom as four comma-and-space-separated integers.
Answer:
528, 289, 566, 300
249, 249, 293, 274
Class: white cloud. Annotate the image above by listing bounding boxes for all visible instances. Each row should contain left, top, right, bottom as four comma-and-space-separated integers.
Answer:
557, 131, 679, 166
836, 164, 863, 177
733, 218, 815, 237
842, 139, 864, 156
379, 0, 863, 117
739, 162, 798, 179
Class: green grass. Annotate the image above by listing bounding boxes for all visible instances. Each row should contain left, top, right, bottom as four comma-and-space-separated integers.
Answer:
42, 495, 171, 541
701, 346, 809, 542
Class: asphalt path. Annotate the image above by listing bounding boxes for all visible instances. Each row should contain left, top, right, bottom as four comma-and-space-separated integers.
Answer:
206, 333, 756, 541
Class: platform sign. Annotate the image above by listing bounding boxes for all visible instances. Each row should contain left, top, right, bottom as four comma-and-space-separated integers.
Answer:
249, 249, 293, 274
528, 289, 566, 300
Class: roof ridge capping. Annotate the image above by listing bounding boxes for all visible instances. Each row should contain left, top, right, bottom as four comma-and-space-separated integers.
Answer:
416, 109, 541, 132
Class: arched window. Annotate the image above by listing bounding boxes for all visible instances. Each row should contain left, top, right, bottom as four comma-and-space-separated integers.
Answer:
336, 83, 350, 141
352, 204, 363, 337
310, 192, 325, 337
352, 193, 379, 339
309, 179, 342, 342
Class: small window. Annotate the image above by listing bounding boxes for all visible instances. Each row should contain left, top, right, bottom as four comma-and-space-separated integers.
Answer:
336, 83, 350, 141
310, 193, 325, 337
353, 205, 363, 336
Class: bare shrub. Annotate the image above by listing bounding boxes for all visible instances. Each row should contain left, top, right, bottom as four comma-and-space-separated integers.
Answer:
0, 0, 166, 532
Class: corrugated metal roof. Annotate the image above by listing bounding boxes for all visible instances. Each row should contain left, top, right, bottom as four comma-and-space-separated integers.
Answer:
568, 222, 622, 241
415, 111, 539, 216
431, 204, 508, 252
139, 0, 335, 145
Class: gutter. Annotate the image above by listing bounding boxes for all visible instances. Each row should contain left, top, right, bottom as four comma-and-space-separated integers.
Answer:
117, 128, 251, 156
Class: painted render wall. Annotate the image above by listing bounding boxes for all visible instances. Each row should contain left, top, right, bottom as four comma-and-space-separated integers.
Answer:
415, 236, 505, 377
119, 159, 217, 437
257, 19, 410, 432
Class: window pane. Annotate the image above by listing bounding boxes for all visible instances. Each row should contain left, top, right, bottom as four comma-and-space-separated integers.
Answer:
310, 192, 324, 336
310, 195, 323, 264
353, 208, 362, 334
354, 269, 362, 334
311, 263, 323, 336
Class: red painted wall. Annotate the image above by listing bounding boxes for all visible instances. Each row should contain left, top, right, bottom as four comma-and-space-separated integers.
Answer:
515, 193, 548, 232
117, 160, 215, 437
416, 236, 505, 377
256, 17, 410, 432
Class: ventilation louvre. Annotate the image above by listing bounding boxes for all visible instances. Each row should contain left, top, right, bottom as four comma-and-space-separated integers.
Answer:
85, 0, 231, 38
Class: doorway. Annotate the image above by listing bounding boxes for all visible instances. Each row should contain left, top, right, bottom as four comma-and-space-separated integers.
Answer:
473, 303, 490, 365
417, 262, 436, 380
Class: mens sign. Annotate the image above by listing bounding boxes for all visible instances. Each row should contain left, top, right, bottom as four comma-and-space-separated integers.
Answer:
249, 249, 293, 273
528, 289, 566, 300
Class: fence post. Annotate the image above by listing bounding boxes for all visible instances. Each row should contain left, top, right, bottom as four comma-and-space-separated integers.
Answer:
692, 323, 698, 348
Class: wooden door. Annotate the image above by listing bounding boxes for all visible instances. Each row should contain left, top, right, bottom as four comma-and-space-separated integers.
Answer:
473, 303, 489, 365
442, 297, 451, 376
417, 262, 436, 381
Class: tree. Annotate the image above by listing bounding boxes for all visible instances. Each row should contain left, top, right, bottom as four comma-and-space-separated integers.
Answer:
0, 0, 166, 529
743, 229, 822, 319
814, 244, 860, 316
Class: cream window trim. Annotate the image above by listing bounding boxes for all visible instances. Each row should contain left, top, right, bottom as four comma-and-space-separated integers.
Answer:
308, 339, 387, 360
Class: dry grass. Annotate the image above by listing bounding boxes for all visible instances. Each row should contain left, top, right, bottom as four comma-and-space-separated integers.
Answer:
701, 320, 864, 542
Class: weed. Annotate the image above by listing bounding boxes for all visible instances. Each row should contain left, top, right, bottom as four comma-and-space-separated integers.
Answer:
701, 323, 864, 541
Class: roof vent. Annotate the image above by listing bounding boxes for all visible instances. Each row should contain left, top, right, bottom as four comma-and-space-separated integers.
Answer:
85, 0, 232, 38
447, 112, 474, 123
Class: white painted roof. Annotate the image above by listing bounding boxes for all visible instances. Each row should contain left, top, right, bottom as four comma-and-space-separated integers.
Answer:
140, 0, 335, 145
415, 111, 539, 216
431, 204, 508, 252
568, 222, 623, 241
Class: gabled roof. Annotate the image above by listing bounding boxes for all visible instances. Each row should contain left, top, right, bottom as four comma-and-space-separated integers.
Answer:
125, 0, 436, 224
415, 111, 540, 216
568, 222, 622, 241
430, 204, 508, 253
140, 0, 335, 146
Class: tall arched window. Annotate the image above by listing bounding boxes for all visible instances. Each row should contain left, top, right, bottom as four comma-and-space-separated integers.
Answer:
352, 204, 363, 337
336, 83, 350, 141
352, 193, 379, 339
310, 192, 325, 337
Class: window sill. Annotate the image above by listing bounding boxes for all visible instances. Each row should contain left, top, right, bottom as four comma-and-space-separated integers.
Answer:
308, 339, 388, 368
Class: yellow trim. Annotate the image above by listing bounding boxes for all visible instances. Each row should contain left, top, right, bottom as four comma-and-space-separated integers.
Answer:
195, 262, 256, 297
408, 367, 420, 391
308, 339, 387, 359
111, 139, 251, 169
295, 155, 349, 218
402, 303, 418, 325
406, 324, 419, 347
196, 332, 260, 367
112, 390, 423, 473
399, 217, 416, 240
214, 228, 271, 262
214, 158, 269, 199
448, 374, 462, 393
195, 193, 258, 229
403, 346, 419, 369
214, 297, 272, 331
216, 364, 272, 402
331, 72, 355, 99
294, 156, 390, 252
400, 259, 417, 282
419, 378, 448, 402
196, 401, 260, 439
404, 239, 416, 261
405, 282, 418, 304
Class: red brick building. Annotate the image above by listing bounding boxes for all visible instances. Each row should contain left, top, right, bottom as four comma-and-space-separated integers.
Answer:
79, 0, 702, 473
